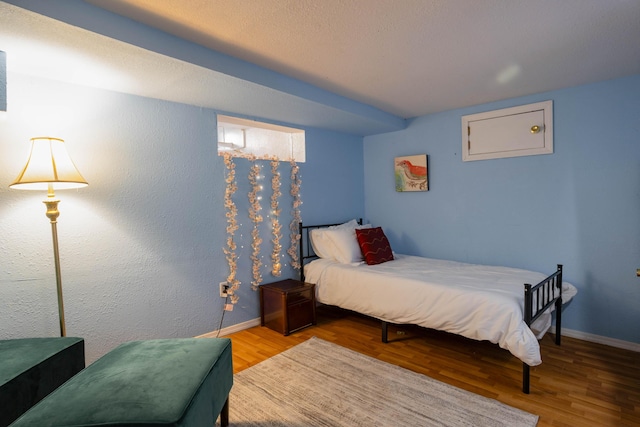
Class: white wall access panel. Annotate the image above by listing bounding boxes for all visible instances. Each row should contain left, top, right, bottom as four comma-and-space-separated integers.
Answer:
461, 100, 553, 162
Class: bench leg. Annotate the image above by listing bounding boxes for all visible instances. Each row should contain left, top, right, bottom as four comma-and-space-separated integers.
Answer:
220, 397, 229, 427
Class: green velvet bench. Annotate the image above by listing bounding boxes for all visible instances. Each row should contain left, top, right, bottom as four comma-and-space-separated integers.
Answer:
11, 338, 233, 427
0, 337, 85, 427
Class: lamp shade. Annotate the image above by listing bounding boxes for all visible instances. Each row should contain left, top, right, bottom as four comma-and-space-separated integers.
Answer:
10, 137, 88, 190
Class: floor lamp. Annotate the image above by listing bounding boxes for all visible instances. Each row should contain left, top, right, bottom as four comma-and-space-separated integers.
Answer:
10, 137, 88, 337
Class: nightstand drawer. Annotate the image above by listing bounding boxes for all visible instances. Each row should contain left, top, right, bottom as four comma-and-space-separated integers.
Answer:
287, 288, 314, 305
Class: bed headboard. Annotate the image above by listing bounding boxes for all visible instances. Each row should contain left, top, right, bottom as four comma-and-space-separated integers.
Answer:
298, 218, 362, 282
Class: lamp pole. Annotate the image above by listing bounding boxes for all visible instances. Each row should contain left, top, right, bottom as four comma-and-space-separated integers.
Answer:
44, 185, 66, 337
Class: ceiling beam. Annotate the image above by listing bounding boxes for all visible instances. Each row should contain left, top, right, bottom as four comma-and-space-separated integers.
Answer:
2, 0, 405, 136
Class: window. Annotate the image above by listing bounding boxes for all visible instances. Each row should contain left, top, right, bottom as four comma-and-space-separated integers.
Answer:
217, 115, 305, 162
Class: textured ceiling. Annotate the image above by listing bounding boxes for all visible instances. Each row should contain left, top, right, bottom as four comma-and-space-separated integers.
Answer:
83, 0, 640, 118
2, 0, 640, 136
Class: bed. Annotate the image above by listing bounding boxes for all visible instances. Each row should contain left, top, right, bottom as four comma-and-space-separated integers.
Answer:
298, 219, 577, 394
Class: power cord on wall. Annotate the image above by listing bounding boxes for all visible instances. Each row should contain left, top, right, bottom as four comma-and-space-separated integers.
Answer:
215, 295, 230, 338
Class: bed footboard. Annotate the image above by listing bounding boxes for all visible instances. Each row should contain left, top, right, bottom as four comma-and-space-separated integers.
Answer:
522, 264, 563, 394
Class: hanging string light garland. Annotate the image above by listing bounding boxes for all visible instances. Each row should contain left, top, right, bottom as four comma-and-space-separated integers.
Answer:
248, 156, 264, 290
270, 157, 282, 277
222, 153, 240, 303
221, 150, 302, 299
287, 159, 302, 270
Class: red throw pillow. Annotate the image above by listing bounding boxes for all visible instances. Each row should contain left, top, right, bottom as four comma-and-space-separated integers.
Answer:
355, 227, 394, 265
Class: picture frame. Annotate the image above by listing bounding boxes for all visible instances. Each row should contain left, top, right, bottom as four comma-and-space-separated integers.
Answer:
395, 154, 428, 192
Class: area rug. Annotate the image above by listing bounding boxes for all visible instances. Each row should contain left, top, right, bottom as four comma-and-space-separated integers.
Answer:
218, 337, 538, 426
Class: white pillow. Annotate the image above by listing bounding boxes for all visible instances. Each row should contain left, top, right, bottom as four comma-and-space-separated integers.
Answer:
324, 221, 372, 264
309, 219, 365, 261
309, 228, 335, 259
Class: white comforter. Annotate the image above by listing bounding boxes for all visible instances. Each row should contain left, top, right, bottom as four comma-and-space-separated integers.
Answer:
304, 254, 577, 366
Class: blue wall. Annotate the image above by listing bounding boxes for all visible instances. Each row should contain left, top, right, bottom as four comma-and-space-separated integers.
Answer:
301, 128, 365, 225
363, 74, 640, 344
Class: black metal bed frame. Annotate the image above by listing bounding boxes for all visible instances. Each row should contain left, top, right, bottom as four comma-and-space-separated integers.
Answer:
298, 220, 563, 394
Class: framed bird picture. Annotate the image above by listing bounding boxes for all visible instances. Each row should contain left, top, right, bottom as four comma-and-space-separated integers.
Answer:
395, 154, 428, 192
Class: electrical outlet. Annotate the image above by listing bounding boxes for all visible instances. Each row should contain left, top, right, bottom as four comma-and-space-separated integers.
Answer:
219, 282, 229, 298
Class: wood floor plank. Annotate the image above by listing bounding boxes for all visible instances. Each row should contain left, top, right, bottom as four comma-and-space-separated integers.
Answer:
223, 306, 640, 427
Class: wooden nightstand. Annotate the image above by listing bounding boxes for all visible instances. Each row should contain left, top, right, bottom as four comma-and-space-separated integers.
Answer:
259, 279, 316, 335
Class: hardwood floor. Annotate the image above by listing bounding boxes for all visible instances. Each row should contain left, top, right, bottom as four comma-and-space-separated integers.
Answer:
225, 305, 640, 427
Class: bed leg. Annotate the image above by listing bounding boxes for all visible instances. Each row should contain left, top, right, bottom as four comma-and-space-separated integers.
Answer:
523, 363, 530, 394
382, 321, 388, 343
555, 297, 562, 346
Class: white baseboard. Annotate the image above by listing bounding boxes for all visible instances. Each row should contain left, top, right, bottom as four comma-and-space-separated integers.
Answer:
196, 317, 261, 339
559, 327, 640, 352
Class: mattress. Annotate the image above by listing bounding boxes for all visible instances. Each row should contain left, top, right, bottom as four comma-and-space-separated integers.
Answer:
304, 254, 577, 366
